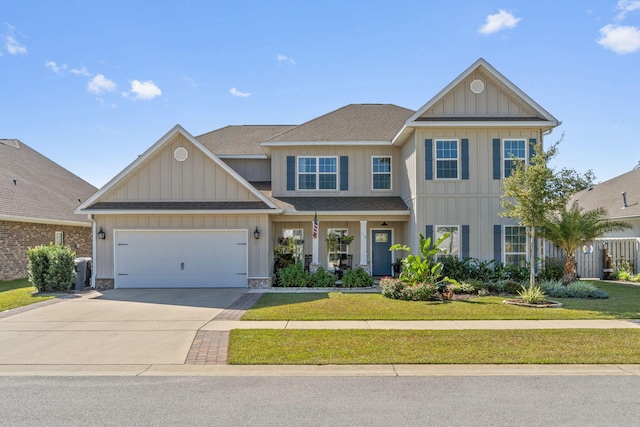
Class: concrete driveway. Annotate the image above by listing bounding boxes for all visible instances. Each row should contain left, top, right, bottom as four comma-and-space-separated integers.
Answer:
0, 289, 247, 365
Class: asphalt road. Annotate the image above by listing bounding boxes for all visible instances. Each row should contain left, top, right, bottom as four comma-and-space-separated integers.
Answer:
2, 376, 640, 426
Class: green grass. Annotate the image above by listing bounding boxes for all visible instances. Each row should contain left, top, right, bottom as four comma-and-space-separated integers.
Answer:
228, 329, 640, 364
242, 282, 640, 320
0, 278, 55, 312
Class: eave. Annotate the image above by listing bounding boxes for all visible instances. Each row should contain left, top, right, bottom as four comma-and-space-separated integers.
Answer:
0, 214, 91, 227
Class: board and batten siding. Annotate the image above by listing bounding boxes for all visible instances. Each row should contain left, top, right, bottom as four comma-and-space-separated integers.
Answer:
271, 146, 401, 197
222, 158, 271, 182
103, 134, 261, 202
419, 70, 539, 119
93, 214, 270, 281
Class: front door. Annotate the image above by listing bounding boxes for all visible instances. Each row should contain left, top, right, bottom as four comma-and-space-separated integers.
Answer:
371, 230, 392, 276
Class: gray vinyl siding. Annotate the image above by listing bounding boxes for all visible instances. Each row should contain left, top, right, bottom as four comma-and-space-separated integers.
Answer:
222, 158, 271, 182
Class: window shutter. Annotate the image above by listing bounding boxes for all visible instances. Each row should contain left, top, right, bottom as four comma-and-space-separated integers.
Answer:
461, 225, 470, 258
425, 139, 433, 180
286, 156, 295, 191
340, 156, 349, 191
528, 138, 536, 164
425, 225, 434, 243
493, 225, 502, 262
492, 139, 501, 179
461, 138, 469, 180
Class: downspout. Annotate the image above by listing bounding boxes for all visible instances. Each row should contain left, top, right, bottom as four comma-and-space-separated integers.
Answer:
88, 214, 96, 288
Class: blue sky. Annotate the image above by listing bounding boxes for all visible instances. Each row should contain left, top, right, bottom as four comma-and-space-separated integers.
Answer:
2, 1, 639, 188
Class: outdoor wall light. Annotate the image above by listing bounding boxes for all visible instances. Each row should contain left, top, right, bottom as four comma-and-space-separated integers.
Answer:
97, 227, 106, 240
254, 227, 260, 240
381, 221, 388, 226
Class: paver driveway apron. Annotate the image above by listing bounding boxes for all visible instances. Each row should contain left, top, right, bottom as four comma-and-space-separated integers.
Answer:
0, 288, 247, 365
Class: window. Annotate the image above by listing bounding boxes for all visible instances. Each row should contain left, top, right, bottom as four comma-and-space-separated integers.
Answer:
435, 226, 459, 258
436, 139, 459, 179
327, 229, 349, 269
298, 157, 337, 190
503, 139, 526, 178
504, 226, 527, 267
372, 156, 391, 190
283, 229, 304, 263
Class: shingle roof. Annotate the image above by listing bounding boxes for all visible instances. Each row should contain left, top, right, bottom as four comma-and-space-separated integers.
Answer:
0, 139, 97, 224
265, 104, 414, 142
273, 197, 409, 212
570, 168, 640, 219
196, 125, 296, 156
85, 201, 271, 211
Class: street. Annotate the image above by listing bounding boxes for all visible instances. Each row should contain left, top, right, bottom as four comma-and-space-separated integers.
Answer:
1, 375, 639, 426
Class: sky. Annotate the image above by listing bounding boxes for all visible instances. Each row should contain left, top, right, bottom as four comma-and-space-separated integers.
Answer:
2, 0, 640, 188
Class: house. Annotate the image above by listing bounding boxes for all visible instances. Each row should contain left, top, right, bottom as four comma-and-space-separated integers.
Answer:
0, 139, 97, 281
76, 58, 559, 289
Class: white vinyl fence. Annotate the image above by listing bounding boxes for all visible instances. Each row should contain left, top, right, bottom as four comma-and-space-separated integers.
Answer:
543, 238, 640, 279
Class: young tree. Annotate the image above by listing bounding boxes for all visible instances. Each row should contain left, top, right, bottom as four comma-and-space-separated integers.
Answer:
539, 203, 631, 284
500, 136, 594, 287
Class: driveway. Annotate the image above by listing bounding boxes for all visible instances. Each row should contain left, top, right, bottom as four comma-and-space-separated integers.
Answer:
0, 289, 247, 365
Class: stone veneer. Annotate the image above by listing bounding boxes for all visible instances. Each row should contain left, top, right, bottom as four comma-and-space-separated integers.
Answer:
0, 220, 92, 281
248, 277, 272, 289
94, 278, 115, 290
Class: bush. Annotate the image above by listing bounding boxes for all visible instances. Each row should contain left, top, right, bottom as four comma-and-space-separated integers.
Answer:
28, 244, 76, 292
537, 257, 564, 282
308, 266, 336, 288
342, 268, 373, 288
503, 280, 524, 295
276, 263, 308, 287
380, 278, 439, 301
537, 280, 609, 299
446, 281, 479, 295
517, 285, 547, 304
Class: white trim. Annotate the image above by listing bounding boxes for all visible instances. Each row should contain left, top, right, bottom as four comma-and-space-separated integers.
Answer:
76, 125, 280, 213
261, 140, 391, 147
216, 154, 268, 159
327, 228, 349, 269
405, 120, 558, 128
371, 155, 393, 191
405, 58, 559, 125
78, 209, 278, 215
503, 138, 527, 179
503, 225, 529, 265
435, 225, 460, 258
282, 210, 410, 216
297, 156, 339, 191
434, 139, 460, 181
0, 214, 91, 227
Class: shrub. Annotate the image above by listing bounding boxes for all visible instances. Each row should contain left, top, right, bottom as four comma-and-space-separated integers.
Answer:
342, 268, 373, 288
28, 244, 76, 292
517, 285, 547, 304
537, 257, 564, 282
380, 278, 439, 301
440, 256, 473, 281
308, 266, 336, 288
537, 280, 609, 299
276, 263, 308, 287
446, 281, 478, 295
504, 280, 524, 295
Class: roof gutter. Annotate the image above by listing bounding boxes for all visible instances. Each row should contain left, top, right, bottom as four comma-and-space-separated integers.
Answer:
0, 214, 91, 228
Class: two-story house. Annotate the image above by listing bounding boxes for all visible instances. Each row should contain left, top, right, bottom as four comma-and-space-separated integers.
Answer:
77, 58, 559, 289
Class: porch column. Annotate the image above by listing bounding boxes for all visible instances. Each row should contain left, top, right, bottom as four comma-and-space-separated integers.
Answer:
311, 213, 320, 273
359, 220, 370, 275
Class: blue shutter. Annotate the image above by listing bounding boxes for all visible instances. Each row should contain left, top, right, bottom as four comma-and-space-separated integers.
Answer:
461, 138, 469, 180
493, 225, 502, 262
425, 225, 434, 244
492, 139, 501, 179
461, 225, 470, 259
340, 156, 348, 191
425, 139, 433, 180
528, 138, 536, 164
286, 156, 295, 191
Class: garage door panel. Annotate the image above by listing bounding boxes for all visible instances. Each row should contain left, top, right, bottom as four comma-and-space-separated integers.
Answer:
114, 230, 247, 288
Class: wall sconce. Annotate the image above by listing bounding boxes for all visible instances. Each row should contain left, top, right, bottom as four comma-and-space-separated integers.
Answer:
381, 221, 388, 226
97, 227, 106, 240
254, 227, 260, 240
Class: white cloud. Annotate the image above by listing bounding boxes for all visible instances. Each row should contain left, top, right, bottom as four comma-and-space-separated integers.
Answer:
479, 10, 521, 35
45, 61, 67, 74
277, 54, 296, 65
183, 76, 197, 87
597, 24, 640, 54
126, 80, 162, 100
230, 87, 250, 97
616, 0, 640, 20
71, 66, 91, 77
4, 35, 27, 55
87, 74, 117, 94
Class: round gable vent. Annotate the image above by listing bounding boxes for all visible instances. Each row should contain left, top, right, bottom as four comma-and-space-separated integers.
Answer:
174, 147, 189, 162
470, 79, 485, 94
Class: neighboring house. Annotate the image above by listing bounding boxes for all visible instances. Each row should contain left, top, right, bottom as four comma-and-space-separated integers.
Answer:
0, 139, 97, 281
77, 58, 560, 289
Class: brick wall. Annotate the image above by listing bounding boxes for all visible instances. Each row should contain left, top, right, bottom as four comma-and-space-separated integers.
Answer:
0, 220, 92, 281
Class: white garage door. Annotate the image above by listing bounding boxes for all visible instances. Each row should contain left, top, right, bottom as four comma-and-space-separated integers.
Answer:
114, 230, 247, 288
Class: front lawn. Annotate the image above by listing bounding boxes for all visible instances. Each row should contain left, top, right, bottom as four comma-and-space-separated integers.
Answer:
242, 281, 640, 320
0, 278, 55, 312
228, 329, 640, 364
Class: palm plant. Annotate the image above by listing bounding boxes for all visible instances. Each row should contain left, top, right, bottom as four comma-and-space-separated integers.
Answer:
539, 202, 631, 285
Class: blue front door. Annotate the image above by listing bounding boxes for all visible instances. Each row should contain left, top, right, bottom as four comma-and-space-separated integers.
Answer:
371, 230, 392, 276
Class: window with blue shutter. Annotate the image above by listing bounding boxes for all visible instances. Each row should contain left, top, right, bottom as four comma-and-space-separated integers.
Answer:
492, 139, 501, 179
461, 139, 469, 180
286, 156, 295, 190
340, 156, 348, 191
493, 225, 502, 262
461, 225, 470, 258
528, 138, 536, 164
425, 225, 434, 243
425, 139, 433, 180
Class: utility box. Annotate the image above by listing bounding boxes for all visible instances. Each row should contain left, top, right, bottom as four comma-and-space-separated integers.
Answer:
73, 257, 92, 290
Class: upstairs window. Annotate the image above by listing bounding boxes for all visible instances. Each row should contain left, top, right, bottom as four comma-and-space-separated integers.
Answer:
372, 156, 392, 190
298, 157, 337, 190
503, 139, 526, 178
436, 139, 459, 179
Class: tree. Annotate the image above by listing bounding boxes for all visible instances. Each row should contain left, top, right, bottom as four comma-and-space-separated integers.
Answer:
500, 136, 595, 287
539, 202, 631, 284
